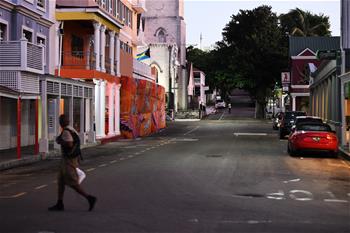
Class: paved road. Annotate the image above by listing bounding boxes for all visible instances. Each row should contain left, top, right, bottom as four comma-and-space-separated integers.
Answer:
1, 117, 350, 233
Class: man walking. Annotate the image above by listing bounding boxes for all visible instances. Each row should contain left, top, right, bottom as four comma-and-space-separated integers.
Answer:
48, 114, 97, 211
228, 103, 232, 114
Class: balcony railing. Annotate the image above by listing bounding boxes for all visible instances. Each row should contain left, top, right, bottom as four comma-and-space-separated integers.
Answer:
131, 0, 146, 13
133, 59, 154, 81
0, 39, 44, 74
61, 51, 96, 70
61, 51, 117, 75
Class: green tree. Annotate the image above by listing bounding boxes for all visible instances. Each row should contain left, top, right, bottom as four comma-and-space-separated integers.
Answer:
279, 8, 331, 36
221, 5, 287, 118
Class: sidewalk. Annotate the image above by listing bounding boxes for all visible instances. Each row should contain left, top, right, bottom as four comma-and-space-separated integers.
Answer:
0, 142, 100, 171
339, 146, 350, 161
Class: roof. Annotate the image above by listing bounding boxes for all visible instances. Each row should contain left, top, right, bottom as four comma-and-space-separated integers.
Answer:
289, 36, 340, 57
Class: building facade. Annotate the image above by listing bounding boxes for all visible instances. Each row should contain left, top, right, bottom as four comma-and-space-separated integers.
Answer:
340, 0, 350, 151
55, 0, 124, 142
288, 37, 340, 113
0, 0, 53, 157
309, 59, 343, 144
143, 0, 187, 111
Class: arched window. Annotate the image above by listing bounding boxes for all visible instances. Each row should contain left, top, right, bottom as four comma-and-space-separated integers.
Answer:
158, 30, 166, 43
155, 28, 167, 43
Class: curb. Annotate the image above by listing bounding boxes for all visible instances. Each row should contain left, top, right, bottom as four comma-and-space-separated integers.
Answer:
338, 146, 350, 161
174, 119, 201, 122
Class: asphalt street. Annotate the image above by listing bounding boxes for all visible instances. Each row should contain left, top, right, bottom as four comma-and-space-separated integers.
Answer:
1, 109, 350, 233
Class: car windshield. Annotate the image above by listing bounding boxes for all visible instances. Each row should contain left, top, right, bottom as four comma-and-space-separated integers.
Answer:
296, 118, 322, 125
297, 124, 331, 132
216, 100, 224, 103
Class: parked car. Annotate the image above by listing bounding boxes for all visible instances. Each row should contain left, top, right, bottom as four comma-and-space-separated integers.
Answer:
294, 116, 323, 127
272, 112, 283, 130
279, 111, 306, 139
215, 99, 226, 109
287, 122, 338, 157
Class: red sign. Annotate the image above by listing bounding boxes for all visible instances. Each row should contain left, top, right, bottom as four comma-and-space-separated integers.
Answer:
281, 72, 290, 84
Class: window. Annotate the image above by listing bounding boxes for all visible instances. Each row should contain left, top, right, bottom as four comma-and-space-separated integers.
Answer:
158, 30, 166, 43
0, 23, 7, 41
71, 35, 84, 57
37, 0, 45, 9
37, 35, 46, 66
23, 29, 33, 42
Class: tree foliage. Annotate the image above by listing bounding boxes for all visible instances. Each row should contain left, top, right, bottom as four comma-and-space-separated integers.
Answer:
279, 8, 331, 37
186, 6, 331, 118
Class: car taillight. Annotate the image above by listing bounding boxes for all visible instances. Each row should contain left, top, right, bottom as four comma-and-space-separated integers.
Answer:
326, 134, 337, 141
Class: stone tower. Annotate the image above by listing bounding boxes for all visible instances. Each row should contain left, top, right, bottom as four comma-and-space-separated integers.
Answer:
144, 0, 187, 110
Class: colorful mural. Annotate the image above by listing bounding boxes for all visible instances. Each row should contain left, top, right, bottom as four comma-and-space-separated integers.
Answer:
120, 76, 166, 138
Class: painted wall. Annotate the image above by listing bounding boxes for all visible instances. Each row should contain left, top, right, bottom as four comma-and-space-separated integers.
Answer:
291, 59, 321, 87
120, 49, 133, 77
120, 76, 166, 138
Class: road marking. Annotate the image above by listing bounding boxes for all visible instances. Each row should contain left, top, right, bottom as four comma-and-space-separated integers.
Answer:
188, 218, 199, 223
12, 192, 27, 198
135, 152, 141, 155
219, 220, 273, 224
86, 168, 96, 172
266, 190, 285, 200
184, 126, 199, 136
98, 164, 107, 167
110, 160, 118, 164
128, 155, 134, 158
324, 199, 349, 203
324, 192, 349, 203
35, 185, 48, 190
0, 192, 27, 199
231, 194, 254, 199
283, 178, 301, 183
119, 158, 125, 161
234, 133, 268, 136
289, 190, 313, 201
172, 138, 199, 142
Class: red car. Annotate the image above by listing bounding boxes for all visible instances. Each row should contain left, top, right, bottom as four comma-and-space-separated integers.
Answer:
287, 123, 338, 157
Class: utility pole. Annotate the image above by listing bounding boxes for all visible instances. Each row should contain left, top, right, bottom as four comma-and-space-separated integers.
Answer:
200, 33, 203, 50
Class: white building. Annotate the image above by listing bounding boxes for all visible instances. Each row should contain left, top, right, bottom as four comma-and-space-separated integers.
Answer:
143, 0, 187, 111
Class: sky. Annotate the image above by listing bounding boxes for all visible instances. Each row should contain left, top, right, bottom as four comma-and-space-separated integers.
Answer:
184, 0, 340, 49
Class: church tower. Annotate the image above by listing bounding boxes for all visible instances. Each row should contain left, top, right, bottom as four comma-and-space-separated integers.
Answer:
144, 0, 187, 110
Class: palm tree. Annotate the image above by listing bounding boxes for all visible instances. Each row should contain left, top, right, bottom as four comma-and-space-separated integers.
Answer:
280, 8, 331, 37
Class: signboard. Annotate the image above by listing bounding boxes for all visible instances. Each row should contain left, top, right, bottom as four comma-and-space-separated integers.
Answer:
282, 86, 289, 92
316, 50, 340, 60
281, 72, 291, 84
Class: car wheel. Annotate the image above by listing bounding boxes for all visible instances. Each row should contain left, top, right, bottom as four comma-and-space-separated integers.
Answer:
329, 151, 338, 158
288, 142, 297, 157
